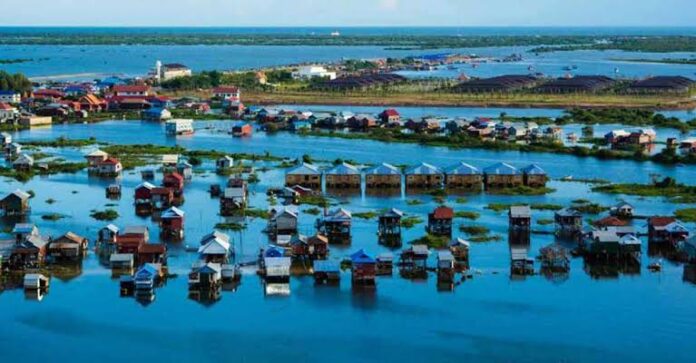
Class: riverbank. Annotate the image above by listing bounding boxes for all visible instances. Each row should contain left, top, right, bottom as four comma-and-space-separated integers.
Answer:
240, 89, 696, 110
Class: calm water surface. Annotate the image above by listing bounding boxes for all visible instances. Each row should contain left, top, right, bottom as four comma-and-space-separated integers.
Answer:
0, 121, 695, 362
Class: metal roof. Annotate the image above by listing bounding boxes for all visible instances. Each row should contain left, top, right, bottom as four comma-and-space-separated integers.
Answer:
405, 162, 443, 176
326, 162, 360, 175
364, 162, 401, 175
444, 162, 480, 175
509, 205, 532, 218
483, 162, 519, 175
521, 164, 546, 175
286, 162, 320, 175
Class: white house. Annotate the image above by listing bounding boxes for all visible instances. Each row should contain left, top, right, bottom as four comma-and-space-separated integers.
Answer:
0, 103, 19, 121
292, 65, 337, 80
165, 119, 194, 135
0, 91, 21, 104
154, 61, 192, 82
213, 86, 241, 101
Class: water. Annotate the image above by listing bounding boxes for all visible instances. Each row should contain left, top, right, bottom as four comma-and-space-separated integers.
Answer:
1, 121, 695, 362
1, 27, 695, 81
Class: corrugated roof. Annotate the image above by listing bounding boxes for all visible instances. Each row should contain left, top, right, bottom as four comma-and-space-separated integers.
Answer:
521, 164, 546, 175
483, 162, 519, 175
364, 162, 401, 175
509, 205, 531, 218
286, 162, 320, 175
405, 162, 443, 176
326, 162, 360, 175
444, 162, 480, 175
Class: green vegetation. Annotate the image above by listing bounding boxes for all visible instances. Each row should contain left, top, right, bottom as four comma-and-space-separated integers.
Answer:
297, 194, 330, 207
558, 108, 693, 133
0, 58, 34, 64
675, 208, 696, 222
23, 137, 98, 148
214, 222, 246, 231
531, 37, 696, 53
537, 219, 554, 225
406, 199, 423, 206
459, 225, 489, 236
613, 57, 696, 66
353, 211, 380, 220
455, 197, 468, 204
401, 216, 423, 229
488, 186, 556, 196
469, 235, 503, 243
592, 177, 696, 203
45, 198, 56, 204
41, 213, 67, 221
303, 207, 322, 215
410, 234, 448, 249
243, 208, 270, 219
454, 211, 480, 220
571, 203, 608, 214
90, 209, 119, 221
0, 70, 32, 93
486, 203, 562, 213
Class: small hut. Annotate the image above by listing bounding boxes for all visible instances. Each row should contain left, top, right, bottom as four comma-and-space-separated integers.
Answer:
648, 217, 689, 245
611, 201, 635, 218
188, 262, 222, 289
378, 208, 403, 247
437, 251, 456, 282
137, 243, 167, 265
263, 257, 291, 282
510, 245, 534, 276
554, 208, 583, 235
198, 234, 232, 264
509, 205, 532, 230
483, 162, 522, 189
521, 164, 547, 187
12, 153, 34, 172
317, 208, 352, 244
325, 162, 361, 189
427, 206, 454, 237
350, 249, 376, 287
268, 206, 299, 237
151, 187, 174, 210
134, 182, 155, 215
160, 207, 185, 240
0, 189, 31, 216
162, 172, 185, 200
285, 162, 321, 189
313, 260, 340, 285
444, 162, 482, 189
405, 162, 444, 190
47, 232, 88, 261
449, 238, 470, 271
215, 156, 234, 173
220, 178, 248, 215
23, 273, 49, 290
364, 163, 402, 189
110, 253, 134, 270
376, 253, 394, 275
400, 245, 429, 278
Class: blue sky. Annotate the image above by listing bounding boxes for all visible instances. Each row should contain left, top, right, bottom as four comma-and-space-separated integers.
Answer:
4, 0, 695, 27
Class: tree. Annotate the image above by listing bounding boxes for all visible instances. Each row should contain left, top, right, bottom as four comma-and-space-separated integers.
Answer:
0, 71, 32, 93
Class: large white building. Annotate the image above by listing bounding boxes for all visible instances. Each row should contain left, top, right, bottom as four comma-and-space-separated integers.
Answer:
154, 61, 193, 82
165, 119, 194, 135
0, 91, 21, 104
292, 65, 337, 80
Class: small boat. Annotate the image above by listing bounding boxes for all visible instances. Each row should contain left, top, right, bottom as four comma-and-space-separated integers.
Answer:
648, 261, 662, 272
561, 175, 574, 181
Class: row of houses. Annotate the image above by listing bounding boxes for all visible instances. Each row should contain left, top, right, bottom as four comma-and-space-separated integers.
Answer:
605, 128, 657, 149
0, 224, 89, 269
285, 161, 547, 190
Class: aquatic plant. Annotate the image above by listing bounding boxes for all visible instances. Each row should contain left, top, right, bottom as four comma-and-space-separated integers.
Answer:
90, 209, 119, 221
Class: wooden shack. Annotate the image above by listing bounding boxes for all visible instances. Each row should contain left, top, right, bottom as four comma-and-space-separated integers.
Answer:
400, 245, 429, 278
449, 238, 470, 271
137, 243, 167, 265
554, 208, 583, 235
325, 162, 361, 189
376, 253, 394, 275
405, 162, 444, 190
12, 153, 34, 172
105, 184, 121, 199
110, 253, 134, 270
47, 232, 88, 261
285, 162, 321, 189
483, 162, 522, 189
198, 232, 232, 263
188, 262, 222, 289
160, 207, 185, 240
263, 257, 291, 283
350, 249, 376, 287
98, 224, 119, 252
521, 164, 547, 187
215, 156, 234, 173
220, 178, 247, 215
538, 244, 570, 274
0, 189, 31, 216
313, 260, 340, 285
317, 208, 352, 244
24, 273, 49, 290
509, 205, 532, 230
378, 208, 403, 247
648, 217, 689, 245
364, 163, 402, 189
510, 245, 534, 276
427, 206, 454, 237
444, 162, 482, 189
151, 187, 174, 210
268, 206, 299, 237
11, 234, 48, 268
162, 172, 185, 201
437, 251, 456, 282
134, 182, 155, 215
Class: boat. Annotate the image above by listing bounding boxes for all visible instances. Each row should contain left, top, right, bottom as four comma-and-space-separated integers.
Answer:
648, 261, 662, 272
561, 175, 574, 181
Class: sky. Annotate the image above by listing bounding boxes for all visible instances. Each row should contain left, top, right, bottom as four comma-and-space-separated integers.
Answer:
3, 0, 696, 27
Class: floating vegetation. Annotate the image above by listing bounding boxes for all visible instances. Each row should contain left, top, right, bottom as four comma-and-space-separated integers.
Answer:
486, 203, 562, 213
410, 234, 449, 249
489, 186, 556, 196
353, 211, 380, 220
303, 207, 322, 215
469, 234, 502, 243
406, 199, 423, 206
45, 198, 56, 204
537, 219, 554, 225
41, 213, 67, 221
593, 179, 696, 204
90, 209, 119, 221
214, 222, 246, 231
675, 208, 696, 222
459, 224, 489, 236
455, 197, 468, 204
401, 216, 423, 229
298, 195, 330, 207
571, 203, 608, 214
454, 211, 480, 220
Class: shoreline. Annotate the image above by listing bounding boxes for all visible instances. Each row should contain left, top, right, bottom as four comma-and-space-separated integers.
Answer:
240, 91, 696, 111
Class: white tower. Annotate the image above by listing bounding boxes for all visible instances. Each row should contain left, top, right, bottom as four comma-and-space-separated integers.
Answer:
155, 60, 162, 83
